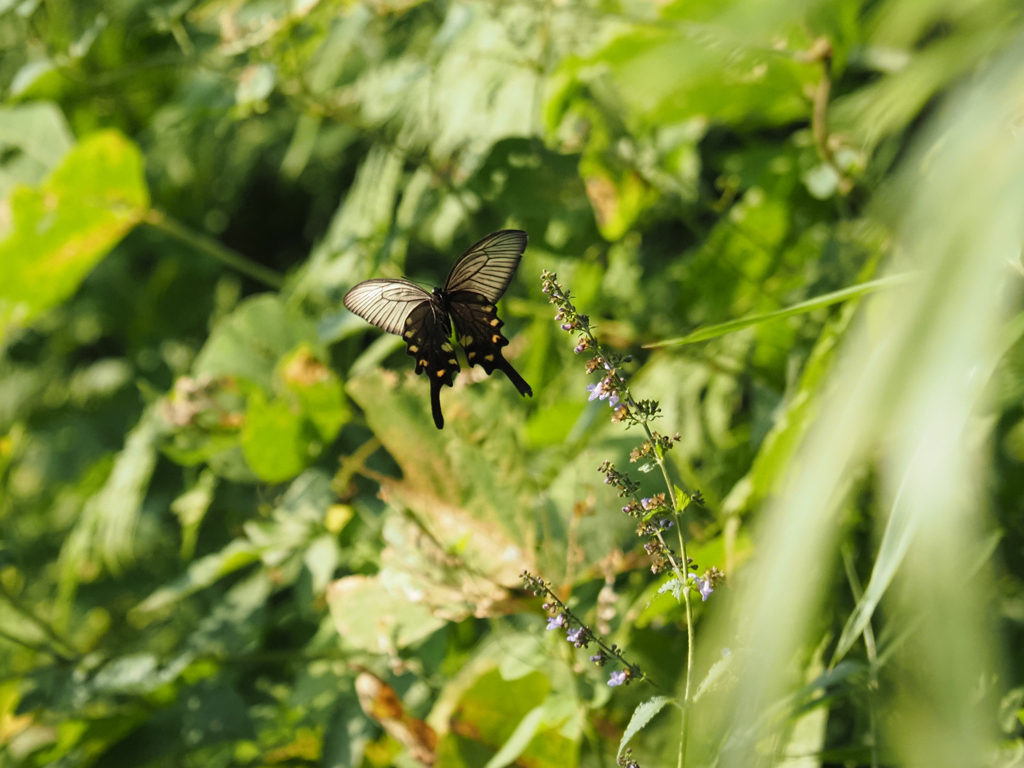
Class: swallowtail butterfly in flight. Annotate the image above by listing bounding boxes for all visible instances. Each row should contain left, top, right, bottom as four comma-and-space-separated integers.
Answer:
343, 230, 532, 428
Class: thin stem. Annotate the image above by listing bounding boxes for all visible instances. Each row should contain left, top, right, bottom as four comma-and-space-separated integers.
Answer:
0, 625, 53, 655
808, 38, 852, 196
574, 306, 696, 766
525, 573, 657, 689
646, 425, 695, 767
0, 583, 77, 660
842, 546, 879, 768
144, 209, 286, 290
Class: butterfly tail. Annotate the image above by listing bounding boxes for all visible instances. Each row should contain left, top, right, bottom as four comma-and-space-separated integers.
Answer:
430, 378, 445, 429
498, 356, 533, 397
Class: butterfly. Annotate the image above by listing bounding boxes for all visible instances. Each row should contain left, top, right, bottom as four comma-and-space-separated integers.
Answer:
343, 230, 533, 429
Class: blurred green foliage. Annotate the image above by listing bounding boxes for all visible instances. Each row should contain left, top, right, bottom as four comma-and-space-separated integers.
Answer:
2, 1, 1024, 767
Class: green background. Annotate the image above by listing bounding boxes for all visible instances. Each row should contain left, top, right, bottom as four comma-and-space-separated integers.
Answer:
2, 1, 1024, 766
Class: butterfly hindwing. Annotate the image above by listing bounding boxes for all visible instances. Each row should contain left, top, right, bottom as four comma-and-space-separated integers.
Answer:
402, 300, 460, 429
344, 230, 531, 429
448, 291, 532, 397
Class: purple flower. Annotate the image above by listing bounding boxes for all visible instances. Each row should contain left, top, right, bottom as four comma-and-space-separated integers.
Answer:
608, 670, 627, 687
587, 382, 605, 401
567, 627, 586, 646
608, 393, 620, 409
590, 653, 606, 666
561, 323, 574, 331
546, 614, 566, 630
574, 342, 587, 354
690, 574, 713, 601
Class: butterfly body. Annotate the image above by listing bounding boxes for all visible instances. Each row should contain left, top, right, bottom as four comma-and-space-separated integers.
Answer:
343, 230, 532, 429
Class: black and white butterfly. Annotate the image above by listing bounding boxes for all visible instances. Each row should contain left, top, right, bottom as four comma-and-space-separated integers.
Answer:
343, 230, 532, 429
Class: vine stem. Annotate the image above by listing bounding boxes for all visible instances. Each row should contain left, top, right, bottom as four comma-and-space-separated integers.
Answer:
144, 209, 286, 290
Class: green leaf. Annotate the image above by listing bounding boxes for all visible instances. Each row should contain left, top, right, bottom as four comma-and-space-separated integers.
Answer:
438, 667, 577, 768
132, 538, 262, 617
618, 696, 673, 759
655, 577, 685, 603
0, 101, 74, 196
646, 273, 917, 348
483, 705, 546, 768
279, 344, 349, 442
170, 469, 218, 560
693, 653, 734, 702
327, 575, 446, 653
59, 407, 163, 589
241, 389, 309, 484
0, 130, 149, 344
193, 295, 321, 391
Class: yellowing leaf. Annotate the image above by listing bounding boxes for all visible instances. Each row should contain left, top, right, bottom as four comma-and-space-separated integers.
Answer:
0, 130, 149, 344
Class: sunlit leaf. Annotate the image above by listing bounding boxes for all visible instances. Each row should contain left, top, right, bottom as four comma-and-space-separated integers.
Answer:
0, 130, 149, 344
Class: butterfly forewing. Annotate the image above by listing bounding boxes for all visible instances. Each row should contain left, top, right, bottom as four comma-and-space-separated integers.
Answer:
342, 279, 432, 335
443, 230, 528, 301
342, 230, 532, 428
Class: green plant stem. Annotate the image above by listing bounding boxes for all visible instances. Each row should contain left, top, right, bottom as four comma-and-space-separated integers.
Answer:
0, 625, 52, 656
842, 547, 879, 768
576, 310, 697, 766
144, 209, 286, 290
0, 584, 77, 660
527, 575, 652, 687
647, 425, 695, 768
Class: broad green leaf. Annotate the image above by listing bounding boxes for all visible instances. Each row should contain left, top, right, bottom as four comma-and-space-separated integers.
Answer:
239, 346, 348, 483
241, 390, 308, 483
327, 574, 445, 653
438, 667, 576, 768
646, 273, 916, 348
483, 705, 545, 768
279, 345, 349, 442
618, 696, 674, 759
0, 130, 149, 344
193, 295, 321, 391
592, 25, 819, 128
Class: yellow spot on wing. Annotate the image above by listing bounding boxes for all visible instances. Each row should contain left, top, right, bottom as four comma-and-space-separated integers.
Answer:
489, 318, 500, 327
468, 351, 476, 359
491, 334, 501, 343
448, 358, 457, 365
419, 359, 429, 367
462, 335, 473, 345
404, 331, 414, 338
441, 342, 453, 352
483, 305, 493, 312
409, 345, 419, 353
484, 354, 494, 361
436, 369, 446, 377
